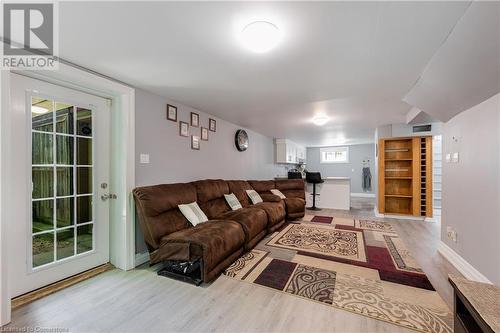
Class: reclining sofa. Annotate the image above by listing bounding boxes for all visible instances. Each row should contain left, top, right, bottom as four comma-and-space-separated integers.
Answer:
133, 179, 305, 283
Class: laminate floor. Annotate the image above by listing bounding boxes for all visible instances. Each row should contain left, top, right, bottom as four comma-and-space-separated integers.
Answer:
7, 198, 461, 333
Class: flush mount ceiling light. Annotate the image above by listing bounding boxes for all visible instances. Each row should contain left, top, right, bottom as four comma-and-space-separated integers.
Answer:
240, 21, 281, 53
312, 115, 330, 126
31, 105, 50, 115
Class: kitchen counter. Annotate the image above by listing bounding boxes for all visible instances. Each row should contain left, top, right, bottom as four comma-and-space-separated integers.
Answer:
306, 177, 351, 210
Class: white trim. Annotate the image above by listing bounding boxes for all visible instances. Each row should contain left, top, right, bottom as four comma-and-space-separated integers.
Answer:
350, 193, 375, 198
424, 216, 441, 223
375, 212, 425, 221
0, 71, 12, 326
437, 241, 492, 284
135, 252, 150, 267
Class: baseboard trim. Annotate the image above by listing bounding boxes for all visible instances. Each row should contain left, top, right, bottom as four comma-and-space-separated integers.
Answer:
425, 216, 441, 223
437, 241, 492, 284
135, 252, 150, 267
350, 193, 375, 198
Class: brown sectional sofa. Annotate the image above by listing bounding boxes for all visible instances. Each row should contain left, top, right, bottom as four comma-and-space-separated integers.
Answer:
133, 178, 305, 283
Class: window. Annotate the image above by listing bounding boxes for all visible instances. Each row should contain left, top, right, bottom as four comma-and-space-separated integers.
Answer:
31, 96, 94, 269
320, 146, 349, 163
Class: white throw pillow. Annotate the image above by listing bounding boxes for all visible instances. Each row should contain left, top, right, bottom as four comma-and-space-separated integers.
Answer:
178, 202, 208, 226
270, 189, 286, 199
246, 189, 263, 204
224, 193, 243, 210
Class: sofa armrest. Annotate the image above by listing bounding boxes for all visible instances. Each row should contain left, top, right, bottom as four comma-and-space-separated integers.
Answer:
260, 193, 282, 202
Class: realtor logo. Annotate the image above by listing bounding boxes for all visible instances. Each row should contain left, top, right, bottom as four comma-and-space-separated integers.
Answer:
1, 2, 58, 69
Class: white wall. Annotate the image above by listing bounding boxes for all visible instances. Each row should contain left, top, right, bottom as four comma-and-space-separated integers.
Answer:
135, 89, 280, 186
134, 89, 282, 253
306, 144, 375, 194
441, 93, 500, 284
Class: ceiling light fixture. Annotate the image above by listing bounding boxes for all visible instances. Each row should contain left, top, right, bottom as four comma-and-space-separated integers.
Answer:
312, 115, 330, 126
240, 21, 281, 53
31, 106, 50, 115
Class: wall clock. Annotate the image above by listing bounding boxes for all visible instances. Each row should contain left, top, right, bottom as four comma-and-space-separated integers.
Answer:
235, 129, 249, 152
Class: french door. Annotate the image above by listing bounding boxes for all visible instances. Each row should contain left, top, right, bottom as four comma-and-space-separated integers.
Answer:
9, 74, 110, 297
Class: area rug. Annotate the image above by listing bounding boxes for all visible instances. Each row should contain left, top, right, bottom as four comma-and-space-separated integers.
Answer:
223, 217, 452, 333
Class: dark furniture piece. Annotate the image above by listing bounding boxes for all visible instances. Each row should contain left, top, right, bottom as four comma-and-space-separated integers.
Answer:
287, 171, 302, 179
306, 172, 324, 211
133, 179, 306, 284
448, 275, 499, 333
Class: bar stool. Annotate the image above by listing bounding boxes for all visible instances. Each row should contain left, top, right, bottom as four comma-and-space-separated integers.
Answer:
306, 172, 324, 210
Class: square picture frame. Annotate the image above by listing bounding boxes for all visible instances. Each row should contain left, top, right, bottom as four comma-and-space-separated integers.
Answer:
209, 118, 216, 132
191, 135, 200, 150
166, 104, 177, 122
201, 127, 209, 141
190, 112, 200, 127
179, 121, 189, 137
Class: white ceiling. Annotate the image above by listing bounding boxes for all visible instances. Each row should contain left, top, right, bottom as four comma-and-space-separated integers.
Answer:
403, 1, 500, 122
56, 1, 489, 146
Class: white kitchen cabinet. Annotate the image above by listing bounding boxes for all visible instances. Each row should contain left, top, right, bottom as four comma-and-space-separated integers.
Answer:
275, 139, 306, 164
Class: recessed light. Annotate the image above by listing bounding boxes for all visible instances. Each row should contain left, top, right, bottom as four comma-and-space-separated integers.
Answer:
240, 21, 281, 53
312, 116, 330, 126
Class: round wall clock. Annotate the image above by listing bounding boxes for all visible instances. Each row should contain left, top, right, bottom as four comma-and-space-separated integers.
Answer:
235, 129, 249, 152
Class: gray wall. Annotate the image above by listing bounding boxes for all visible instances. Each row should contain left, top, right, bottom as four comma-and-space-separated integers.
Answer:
441, 93, 500, 284
135, 89, 281, 253
306, 144, 375, 194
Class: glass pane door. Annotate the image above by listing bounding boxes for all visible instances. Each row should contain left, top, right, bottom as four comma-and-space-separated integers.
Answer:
31, 97, 94, 268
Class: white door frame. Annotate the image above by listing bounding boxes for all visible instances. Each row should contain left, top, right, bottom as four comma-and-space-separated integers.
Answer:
0, 63, 136, 326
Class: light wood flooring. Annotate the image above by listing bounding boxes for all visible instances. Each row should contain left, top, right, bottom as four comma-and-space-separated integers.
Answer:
6, 198, 461, 332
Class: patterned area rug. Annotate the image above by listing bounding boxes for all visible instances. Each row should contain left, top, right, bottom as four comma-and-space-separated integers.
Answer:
223, 216, 452, 333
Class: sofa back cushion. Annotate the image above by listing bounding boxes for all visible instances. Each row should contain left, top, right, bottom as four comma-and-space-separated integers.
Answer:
133, 183, 195, 251
227, 180, 253, 207
248, 180, 275, 193
192, 179, 230, 218
275, 179, 306, 199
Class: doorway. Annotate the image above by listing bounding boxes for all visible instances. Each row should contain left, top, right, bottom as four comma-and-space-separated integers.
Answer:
9, 74, 111, 297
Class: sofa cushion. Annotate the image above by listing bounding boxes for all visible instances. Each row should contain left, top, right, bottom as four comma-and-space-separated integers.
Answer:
271, 189, 286, 199
246, 189, 263, 204
284, 197, 306, 215
224, 193, 243, 210
159, 220, 245, 272
227, 180, 253, 207
254, 201, 286, 228
192, 179, 230, 219
248, 180, 276, 193
178, 202, 208, 226
133, 183, 196, 250
276, 179, 306, 199
217, 208, 267, 243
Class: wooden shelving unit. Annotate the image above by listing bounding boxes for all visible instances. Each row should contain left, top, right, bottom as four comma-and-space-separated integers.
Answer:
378, 136, 433, 217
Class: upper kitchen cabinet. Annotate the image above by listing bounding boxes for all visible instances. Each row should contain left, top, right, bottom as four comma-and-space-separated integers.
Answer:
275, 139, 306, 164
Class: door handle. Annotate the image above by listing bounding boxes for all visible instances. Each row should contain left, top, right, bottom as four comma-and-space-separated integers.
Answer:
101, 193, 117, 201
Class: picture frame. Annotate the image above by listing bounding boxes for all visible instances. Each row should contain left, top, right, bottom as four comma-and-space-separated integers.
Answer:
191, 135, 200, 150
179, 121, 189, 137
190, 112, 199, 127
209, 118, 216, 132
166, 104, 177, 122
201, 127, 208, 141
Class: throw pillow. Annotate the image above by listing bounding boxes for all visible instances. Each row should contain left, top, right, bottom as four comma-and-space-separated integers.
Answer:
178, 202, 208, 226
224, 193, 243, 210
270, 189, 286, 199
246, 189, 263, 204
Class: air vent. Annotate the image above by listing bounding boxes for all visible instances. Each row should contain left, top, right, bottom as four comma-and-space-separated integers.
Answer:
413, 124, 432, 133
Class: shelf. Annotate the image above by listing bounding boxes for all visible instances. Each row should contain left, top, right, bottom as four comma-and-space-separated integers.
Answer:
385, 148, 409, 152
385, 194, 412, 198
385, 177, 412, 179
385, 158, 413, 161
